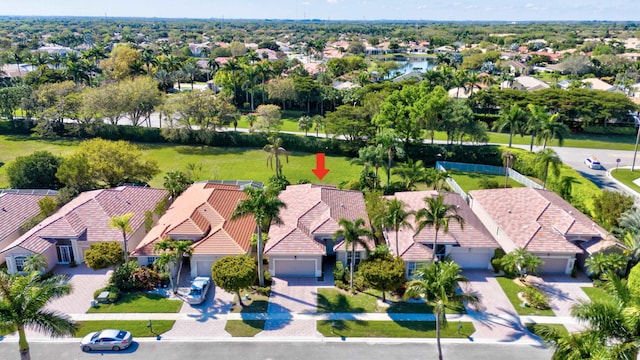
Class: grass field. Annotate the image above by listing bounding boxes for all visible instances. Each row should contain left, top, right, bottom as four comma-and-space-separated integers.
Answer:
610, 168, 640, 193
0, 135, 360, 188
581, 286, 612, 303
86, 293, 183, 313
225, 320, 265, 337
448, 170, 524, 192
317, 320, 474, 338
495, 277, 555, 316
525, 323, 568, 339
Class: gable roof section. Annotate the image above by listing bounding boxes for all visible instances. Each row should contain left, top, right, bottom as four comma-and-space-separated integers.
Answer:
469, 188, 605, 254
384, 191, 497, 261
0, 192, 56, 244
132, 182, 255, 257
266, 184, 371, 255
1, 186, 168, 255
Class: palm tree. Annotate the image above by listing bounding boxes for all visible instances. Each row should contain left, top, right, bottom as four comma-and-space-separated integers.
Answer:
141, 48, 157, 75
499, 248, 544, 282
109, 213, 135, 263
22, 254, 48, 274
540, 275, 640, 359
256, 61, 273, 104
533, 148, 562, 189
404, 260, 478, 360
181, 60, 200, 91
493, 104, 528, 148
263, 136, 289, 179
526, 104, 545, 152
243, 64, 259, 111
0, 272, 77, 360
536, 111, 569, 149
376, 129, 404, 191
384, 199, 414, 258
231, 187, 286, 287
424, 168, 450, 191
333, 218, 372, 291
153, 239, 194, 294
415, 194, 464, 262
222, 58, 242, 105
351, 145, 386, 189
584, 252, 628, 280
393, 159, 428, 191
206, 56, 220, 83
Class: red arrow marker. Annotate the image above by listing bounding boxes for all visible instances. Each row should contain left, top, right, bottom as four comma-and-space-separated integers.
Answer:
312, 153, 330, 180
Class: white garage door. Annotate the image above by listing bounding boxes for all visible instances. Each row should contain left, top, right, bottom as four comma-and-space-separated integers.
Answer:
450, 252, 491, 269
196, 260, 215, 277
274, 259, 315, 277
538, 257, 568, 274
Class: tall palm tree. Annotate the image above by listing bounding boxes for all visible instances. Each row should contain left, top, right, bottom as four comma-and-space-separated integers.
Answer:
404, 260, 478, 360
222, 58, 242, 105
263, 136, 289, 179
109, 212, 135, 263
526, 104, 545, 152
153, 238, 193, 294
376, 129, 404, 191
533, 148, 562, 189
181, 60, 200, 91
141, 48, 157, 76
333, 218, 372, 291
231, 187, 286, 287
206, 56, 220, 83
243, 64, 259, 111
256, 61, 273, 104
493, 104, 528, 148
536, 111, 569, 149
0, 272, 77, 360
351, 145, 386, 189
384, 199, 414, 258
415, 194, 464, 262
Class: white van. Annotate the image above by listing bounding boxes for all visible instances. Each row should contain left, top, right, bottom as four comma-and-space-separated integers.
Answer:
584, 155, 602, 169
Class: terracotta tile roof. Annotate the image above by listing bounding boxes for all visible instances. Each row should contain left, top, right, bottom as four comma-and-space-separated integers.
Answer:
469, 188, 607, 254
265, 184, 371, 255
132, 182, 255, 257
1, 186, 168, 255
384, 191, 497, 262
0, 193, 55, 244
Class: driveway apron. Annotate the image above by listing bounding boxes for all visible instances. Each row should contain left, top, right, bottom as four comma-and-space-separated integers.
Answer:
461, 271, 538, 343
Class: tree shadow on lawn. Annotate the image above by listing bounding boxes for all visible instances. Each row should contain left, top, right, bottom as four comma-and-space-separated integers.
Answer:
160, 144, 256, 156
2, 134, 80, 147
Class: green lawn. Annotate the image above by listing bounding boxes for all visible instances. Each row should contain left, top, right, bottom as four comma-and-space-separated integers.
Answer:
75, 320, 175, 337
449, 170, 524, 192
581, 286, 612, 303
0, 135, 360, 188
317, 288, 465, 314
86, 293, 183, 313
230, 292, 269, 313
495, 277, 555, 316
225, 320, 265, 337
317, 320, 474, 338
610, 169, 640, 193
525, 323, 568, 338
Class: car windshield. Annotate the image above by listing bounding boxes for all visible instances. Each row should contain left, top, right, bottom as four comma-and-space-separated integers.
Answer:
189, 287, 202, 296
91, 332, 101, 341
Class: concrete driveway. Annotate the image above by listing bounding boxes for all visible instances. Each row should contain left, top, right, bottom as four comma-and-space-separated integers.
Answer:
460, 270, 538, 343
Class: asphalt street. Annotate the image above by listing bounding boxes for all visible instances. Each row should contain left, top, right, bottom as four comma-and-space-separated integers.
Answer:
0, 339, 554, 360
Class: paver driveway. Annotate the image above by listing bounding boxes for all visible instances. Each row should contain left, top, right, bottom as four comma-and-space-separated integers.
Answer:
461, 270, 538, 343
46, 264, 111, 314
256, 271, 334, 338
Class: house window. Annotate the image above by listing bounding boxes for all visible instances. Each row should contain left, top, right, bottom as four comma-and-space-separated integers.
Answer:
346, 252, 362, 270
14, 256, 26, 272
147, 257, 159, 266
407, 261, 428, 277
426, 244, 447, 261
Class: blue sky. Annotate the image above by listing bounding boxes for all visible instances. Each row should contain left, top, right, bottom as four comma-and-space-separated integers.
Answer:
2, 0, 639, 21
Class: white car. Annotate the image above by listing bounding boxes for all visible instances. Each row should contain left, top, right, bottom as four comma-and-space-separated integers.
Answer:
185, 276, 211, 305
585, 156, 602, 169
80, 329, 133, 352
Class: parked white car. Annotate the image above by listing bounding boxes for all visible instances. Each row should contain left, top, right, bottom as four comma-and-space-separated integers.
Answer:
80, 329, 133, 352
185, 276, 211, 305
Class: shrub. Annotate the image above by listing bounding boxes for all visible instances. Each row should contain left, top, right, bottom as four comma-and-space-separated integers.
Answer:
131, 266, 161, 290
334, 279, 349, 291
491, 248, 506, 273
333, 261, 346, 283
522, 286, 550, 310
263, 270, 272, 285
256, 286, 271, 296
111, 261, 141, 291
158, 271, 170, 287
107, 287, 121, 303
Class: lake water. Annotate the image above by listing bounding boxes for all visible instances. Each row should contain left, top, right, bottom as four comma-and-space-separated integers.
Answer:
386, 57, 436, 78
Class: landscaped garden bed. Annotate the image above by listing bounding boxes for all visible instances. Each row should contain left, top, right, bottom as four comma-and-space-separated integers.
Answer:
317, 320, 474, 338
495, 277, 554, 316
87, 292, 182, 313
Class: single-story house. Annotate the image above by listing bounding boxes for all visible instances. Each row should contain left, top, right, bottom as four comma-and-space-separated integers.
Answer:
265, 184, 373, 278
0, 189, 58, 260
581, 78, 617, 92
384, 191, 498, 278
1, 186, 168, 274
469, 188, 610, 274
504, 76, 550, 91
132, 181, 259, 278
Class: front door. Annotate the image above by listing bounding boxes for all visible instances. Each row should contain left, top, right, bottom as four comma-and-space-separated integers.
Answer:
57, 245, 72, 264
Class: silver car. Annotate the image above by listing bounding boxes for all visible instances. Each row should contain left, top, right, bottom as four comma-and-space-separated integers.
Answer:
185, 276, 211, 305
80, 329, 133, 352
